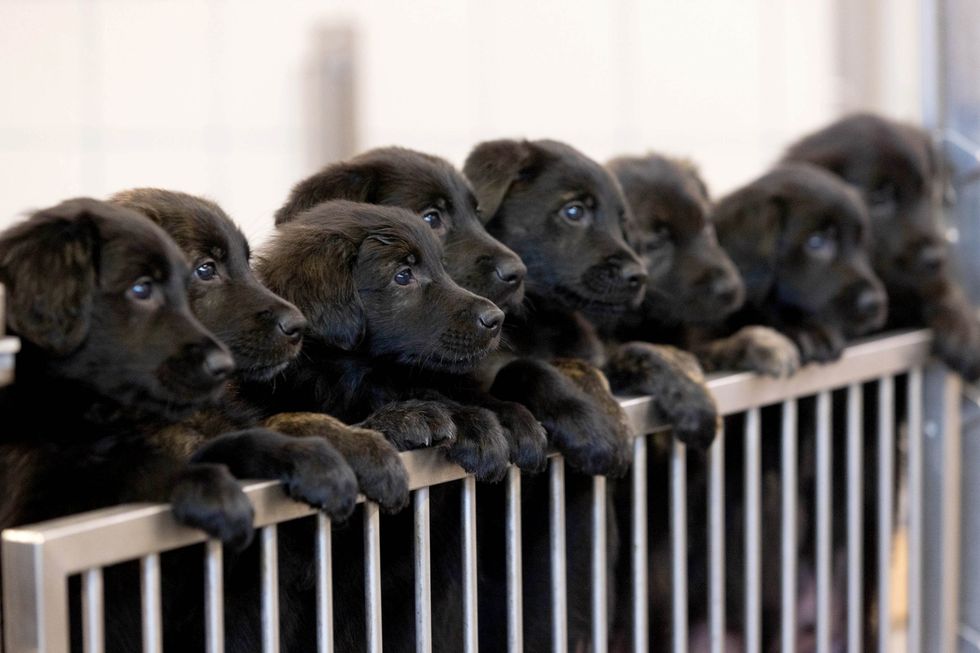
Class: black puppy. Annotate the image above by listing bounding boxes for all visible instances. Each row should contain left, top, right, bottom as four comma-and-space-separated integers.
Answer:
784, 112, 980, 380
605, 152, 801, 377
274, 148, 551, 471
713, 162, 888, 362
0, 199, 359, 651
112, 189, 407, 512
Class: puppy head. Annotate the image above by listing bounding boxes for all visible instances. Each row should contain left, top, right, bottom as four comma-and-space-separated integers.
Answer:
111, 189, 306, 382
714, 163, 887, 337
464, 139, 647, 315
275, 147, 527, 312
608, 153, 744, 325
0, 198, 233, 419
258, 200, 504, 372
783, 113, 950, 294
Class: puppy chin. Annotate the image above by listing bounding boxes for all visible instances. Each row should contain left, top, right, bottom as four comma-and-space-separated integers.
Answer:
552, 283, 636, 315
237, 359, 292, 383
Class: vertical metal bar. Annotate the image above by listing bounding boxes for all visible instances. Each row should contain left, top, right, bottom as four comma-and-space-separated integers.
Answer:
708, 425, 725, 653
461, 476, 479, 653
262, 525, 280, 653
550, 458, 568, 653
781, 399, 798, 653
316, 514, 334, 653
878, 377, 895, 653
671, 438, 687, 653
846, 383, 864, 653
906, 368, 923, 653
744, 408, 762, 653
632, 436, 649, 653
82, 568, 104, 653
141, 554, 163, 653
415, 488, 433, 653
205, 539, 225, 653
938, 371, 962, 653
506, 466, 524, 653
364, 501, 383, 653
2, 534, 70, 653
592, 475, 608, 653
815, 391, 832, 653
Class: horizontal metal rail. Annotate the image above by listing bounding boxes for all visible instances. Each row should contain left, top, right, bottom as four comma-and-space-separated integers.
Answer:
1, 329, 936, 653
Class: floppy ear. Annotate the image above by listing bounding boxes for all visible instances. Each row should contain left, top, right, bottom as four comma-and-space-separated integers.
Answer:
463, 139, 540, 223
256, 226, 364, 350
0, 203, 98, 354
275, 163, 381, 225
712, 186, 784, 305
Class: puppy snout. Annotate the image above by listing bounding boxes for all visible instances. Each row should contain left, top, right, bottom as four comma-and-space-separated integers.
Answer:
917, 244, 946, 274
494, 257, 527, 286
204, 346, 235, 381
276, 309, 307, 344
706, 268, 744, 307
613, 256, 648, 291
854, 287, 885, 320
477, 305, 505, 333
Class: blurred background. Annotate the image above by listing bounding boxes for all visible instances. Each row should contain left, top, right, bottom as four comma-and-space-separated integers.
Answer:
0, 0, 927, 246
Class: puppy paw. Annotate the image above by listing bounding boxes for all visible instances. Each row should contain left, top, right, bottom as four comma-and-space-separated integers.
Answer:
931, 306, 980, 382
171, 463, 254, 552
443, 405, 512, 482
785, 323, 846, 364
492, 401, 549, 472
280, 438, 359, 521
700, 326, 801, 377
361, 400, 457, 451
264, 412, 409, 514
604, 342, 719, 450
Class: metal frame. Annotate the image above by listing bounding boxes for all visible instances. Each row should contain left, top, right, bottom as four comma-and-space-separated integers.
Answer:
2, 328, 964, 653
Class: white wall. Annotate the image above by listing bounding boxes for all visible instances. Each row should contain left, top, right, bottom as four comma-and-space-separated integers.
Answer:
0, 0, 921, 246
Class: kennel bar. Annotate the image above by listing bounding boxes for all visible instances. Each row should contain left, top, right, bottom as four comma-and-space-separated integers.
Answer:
1, 329, 961, 653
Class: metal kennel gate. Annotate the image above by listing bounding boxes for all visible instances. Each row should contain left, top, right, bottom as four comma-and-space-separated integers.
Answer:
0, 328, 965, 653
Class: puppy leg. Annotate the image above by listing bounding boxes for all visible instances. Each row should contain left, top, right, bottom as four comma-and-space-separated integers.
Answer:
926, 290, 980, 381
190, 428, 359, 521
491, 358, 632, 476
263, 412, 409, 514
433, 398, 512, 483
694, 325, 801, 377
781, 322, 846, 364
171, 463, 255, 551
603, 342, 719, 450
360, 399, 458, 451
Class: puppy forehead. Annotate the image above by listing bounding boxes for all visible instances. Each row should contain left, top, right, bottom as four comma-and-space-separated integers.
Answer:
98, 213, 188, 284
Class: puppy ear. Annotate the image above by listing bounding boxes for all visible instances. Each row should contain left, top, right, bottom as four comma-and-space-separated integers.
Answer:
463, 139, 540, 223
712, 186, 784, 305
0, 201, 99, 354
275, 163, 382, 225
256, 225, 364, 350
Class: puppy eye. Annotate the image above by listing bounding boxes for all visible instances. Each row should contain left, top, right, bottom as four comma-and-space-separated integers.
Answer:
195, 261, 217, 281
805, 227, 838, 253
650, 222, 671, 240
421, 209, 443, 229
560, 201, 587, 222
868, 184, 896, 207
129, 278, 154, 300
394, 269, 414, 286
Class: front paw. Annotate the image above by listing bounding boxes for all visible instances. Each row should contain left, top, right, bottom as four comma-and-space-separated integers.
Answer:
931, 307, 980, 381
444, 405, 512, 483
264, 413, 409, 514
280, 438, 359, 521
604, 342, 718, 450
361, 400, 457, 451
714, 326, 801, 377
492, 401, 548, 472
783, 323, 846, 364
171, 463, 254, 552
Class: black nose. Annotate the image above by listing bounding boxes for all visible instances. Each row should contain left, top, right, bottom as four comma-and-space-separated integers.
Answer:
918, 245, 946, 273
477, 306, 505, 332
204, 347, 235, 380
276, 310, 307, 344
855, 287, 885, 320
618, 259, 648, 290
711, 277, 741, 306
494, 257, 527, 286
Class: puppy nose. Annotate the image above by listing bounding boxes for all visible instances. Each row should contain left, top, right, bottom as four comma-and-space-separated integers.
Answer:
918, 245, 946, 273
494, 257, 527, 286
711, 276, 742, 306
618, 259, 648, 290
276, 310, 307, 343
477, 306, 505, 332
855, 287, 885, 320
204, 347, 235, 380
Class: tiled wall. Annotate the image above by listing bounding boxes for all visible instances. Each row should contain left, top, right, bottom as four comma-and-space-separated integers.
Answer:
0, 0, 922, 246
